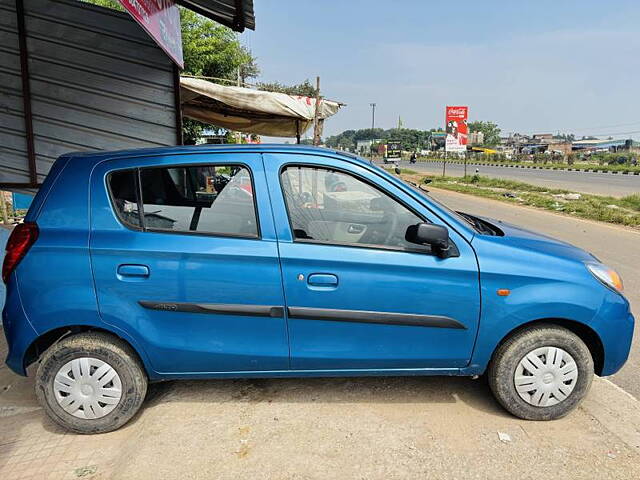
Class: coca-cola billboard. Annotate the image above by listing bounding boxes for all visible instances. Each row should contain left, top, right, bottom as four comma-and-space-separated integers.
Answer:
118, 0, 183, 68
445, 106, 468, 153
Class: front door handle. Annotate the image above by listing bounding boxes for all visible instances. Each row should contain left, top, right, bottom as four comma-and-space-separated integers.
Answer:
307, 273, 338, 287
117, 264, 150, 277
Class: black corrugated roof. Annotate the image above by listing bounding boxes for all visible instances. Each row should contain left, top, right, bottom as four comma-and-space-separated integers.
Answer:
176, 0, 255, 31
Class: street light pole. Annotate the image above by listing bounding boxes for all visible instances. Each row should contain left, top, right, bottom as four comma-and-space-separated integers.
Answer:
370, 103, 376, 160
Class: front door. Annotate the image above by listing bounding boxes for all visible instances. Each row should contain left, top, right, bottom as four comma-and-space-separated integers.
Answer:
264, 153, 481, 371
90, 153, 289, 374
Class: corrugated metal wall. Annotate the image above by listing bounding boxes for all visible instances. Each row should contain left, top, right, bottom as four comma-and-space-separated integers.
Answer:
0, 0, 179, 190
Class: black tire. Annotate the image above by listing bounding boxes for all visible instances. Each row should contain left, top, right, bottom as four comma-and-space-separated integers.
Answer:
488, 324, 594, 420
35, 332, 148, 434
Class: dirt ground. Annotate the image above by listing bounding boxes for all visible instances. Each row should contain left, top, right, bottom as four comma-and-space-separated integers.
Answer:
1, 333, 639, 479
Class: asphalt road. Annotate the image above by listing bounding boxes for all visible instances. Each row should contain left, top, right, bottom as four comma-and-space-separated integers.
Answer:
428, 187, 640, 399
396, 160, 640, 197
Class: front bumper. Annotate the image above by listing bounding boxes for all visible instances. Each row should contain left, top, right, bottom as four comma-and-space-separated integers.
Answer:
599, 311, 635, 376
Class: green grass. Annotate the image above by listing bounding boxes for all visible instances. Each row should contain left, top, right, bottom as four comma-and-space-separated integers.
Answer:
419, 158, 640, 173
407, 174, 640, 228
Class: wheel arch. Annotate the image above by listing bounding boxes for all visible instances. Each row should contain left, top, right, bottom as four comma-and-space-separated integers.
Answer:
23, 325, 152, 377
490, 318, 605, 376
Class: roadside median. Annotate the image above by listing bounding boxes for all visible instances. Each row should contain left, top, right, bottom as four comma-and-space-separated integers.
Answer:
419, 158, 640, 175
399, 171, 640, 228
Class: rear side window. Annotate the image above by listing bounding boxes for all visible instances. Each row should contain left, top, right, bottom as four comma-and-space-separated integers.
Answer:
109, 170, 141, 227
109, 164, 258, 238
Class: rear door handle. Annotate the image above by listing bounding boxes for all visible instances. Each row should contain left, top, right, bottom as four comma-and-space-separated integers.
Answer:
117, 264, 150, 277
307, 273, 338, 287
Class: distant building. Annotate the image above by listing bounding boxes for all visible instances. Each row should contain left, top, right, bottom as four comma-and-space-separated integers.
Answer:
532, 133, 553, 143
469, 131, 484, 145
429, 132, 447, 150
572, 139, 639, 153
356, 139, 383, 154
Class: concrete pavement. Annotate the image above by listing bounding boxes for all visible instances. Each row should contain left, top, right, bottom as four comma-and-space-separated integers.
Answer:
401, 160, 640, 197
1, 341, 639, 479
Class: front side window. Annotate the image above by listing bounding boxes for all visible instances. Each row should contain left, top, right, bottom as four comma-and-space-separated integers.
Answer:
280, 166, 426, 251
109, 164, 258, 237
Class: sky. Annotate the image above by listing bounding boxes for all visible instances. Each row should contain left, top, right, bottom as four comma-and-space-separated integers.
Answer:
244, 0, 640, 141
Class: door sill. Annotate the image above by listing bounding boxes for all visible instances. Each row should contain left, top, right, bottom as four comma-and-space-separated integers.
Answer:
151, 367, 463, 380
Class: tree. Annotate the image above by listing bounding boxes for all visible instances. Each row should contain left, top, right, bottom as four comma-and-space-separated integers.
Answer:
325, 128, 435, 151
82, 1, 258, 144
554, 133, 576, 142
180, 9, 256, 80
82, 0, 122, 9
468, 121, 501, 146
179, 9, 258, 143
256, 80, 318, 97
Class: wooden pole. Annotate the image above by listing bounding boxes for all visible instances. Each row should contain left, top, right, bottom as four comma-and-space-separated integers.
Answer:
370, 103, 376, 160
0, 191, 9, 225
313, 76, 321, 146
236, 66, 242, 144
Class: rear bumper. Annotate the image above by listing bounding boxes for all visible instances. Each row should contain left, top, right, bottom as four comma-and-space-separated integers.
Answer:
2, 276, 38, 376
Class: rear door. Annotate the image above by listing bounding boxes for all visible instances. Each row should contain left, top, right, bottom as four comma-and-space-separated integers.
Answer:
89, 152, 289, 374
264, 153, 481, 371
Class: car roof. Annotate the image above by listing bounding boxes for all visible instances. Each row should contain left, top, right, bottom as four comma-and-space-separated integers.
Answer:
64, 144, 371, 168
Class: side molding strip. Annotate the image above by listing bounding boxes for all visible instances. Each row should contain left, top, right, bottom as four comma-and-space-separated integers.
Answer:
138, 301, 464, 329
139, 301, 284, 318
287, 307, 466, 329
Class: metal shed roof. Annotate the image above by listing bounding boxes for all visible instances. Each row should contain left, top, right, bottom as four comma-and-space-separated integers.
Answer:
176, 0, 255, 31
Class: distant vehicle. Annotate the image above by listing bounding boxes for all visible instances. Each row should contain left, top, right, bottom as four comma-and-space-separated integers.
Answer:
3, 145, 633, 433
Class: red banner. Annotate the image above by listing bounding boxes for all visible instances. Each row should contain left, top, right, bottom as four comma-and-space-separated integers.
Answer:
445, 106, 468, 153
119, 0, 183, 68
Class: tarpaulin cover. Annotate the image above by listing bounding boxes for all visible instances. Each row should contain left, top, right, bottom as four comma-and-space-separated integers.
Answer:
180, 76, 342, 137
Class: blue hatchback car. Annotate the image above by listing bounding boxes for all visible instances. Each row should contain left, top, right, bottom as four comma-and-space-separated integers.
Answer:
2, 145, 634, 433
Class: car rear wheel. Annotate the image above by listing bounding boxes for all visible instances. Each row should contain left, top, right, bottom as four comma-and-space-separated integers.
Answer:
488, 324, 594, 420
35, 332, 147, 434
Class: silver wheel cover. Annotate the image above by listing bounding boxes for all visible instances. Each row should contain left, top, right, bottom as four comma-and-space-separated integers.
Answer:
53, 357, 123, 419
514, 346, 578, 407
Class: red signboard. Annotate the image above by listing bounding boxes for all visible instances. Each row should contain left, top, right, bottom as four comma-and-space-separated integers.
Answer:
118, 0, 184, 68
445, 106, 468, 153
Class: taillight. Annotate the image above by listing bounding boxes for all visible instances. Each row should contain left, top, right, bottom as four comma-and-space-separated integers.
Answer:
2, 222, 39, 283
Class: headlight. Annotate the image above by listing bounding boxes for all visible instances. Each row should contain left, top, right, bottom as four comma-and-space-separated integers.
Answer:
586, 263, 624, 293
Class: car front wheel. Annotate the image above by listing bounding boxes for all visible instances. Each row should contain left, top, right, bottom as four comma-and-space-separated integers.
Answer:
488, 324, 594, 420
35, 332, 147, 434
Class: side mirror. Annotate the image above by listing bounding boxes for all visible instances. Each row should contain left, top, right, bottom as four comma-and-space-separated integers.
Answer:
405, 223, 451, 257
394, 166, 401, 175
